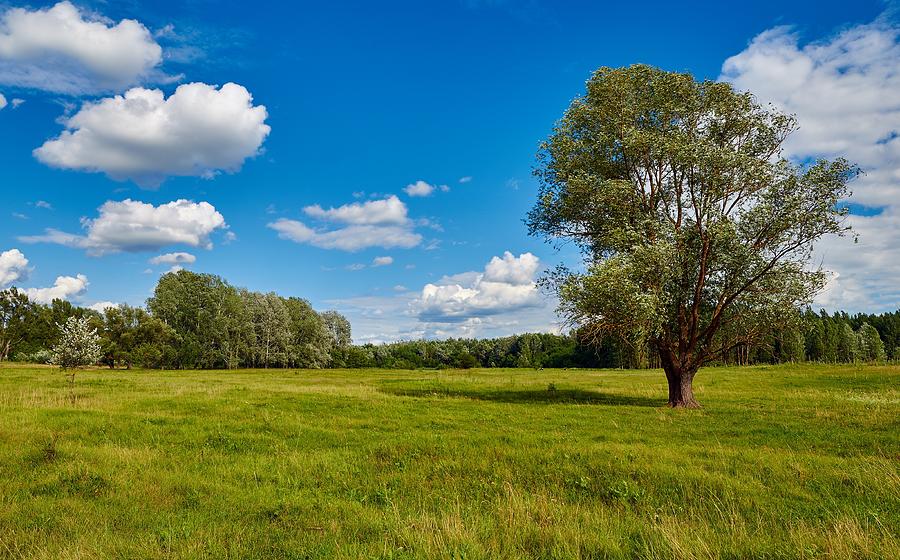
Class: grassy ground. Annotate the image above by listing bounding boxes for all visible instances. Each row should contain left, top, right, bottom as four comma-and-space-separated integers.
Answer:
0, 363, 897, 559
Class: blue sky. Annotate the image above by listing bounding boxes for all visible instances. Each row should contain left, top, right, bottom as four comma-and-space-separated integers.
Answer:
1, 0, 898, 342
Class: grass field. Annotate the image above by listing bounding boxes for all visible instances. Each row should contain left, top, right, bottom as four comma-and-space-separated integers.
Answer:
0, 363, 898, 559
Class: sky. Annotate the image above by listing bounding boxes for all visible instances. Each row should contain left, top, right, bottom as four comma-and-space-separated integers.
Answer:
0, 0, 898, 343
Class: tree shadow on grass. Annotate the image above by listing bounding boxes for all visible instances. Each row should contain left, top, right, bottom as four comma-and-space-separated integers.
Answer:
379, 386, 660, 407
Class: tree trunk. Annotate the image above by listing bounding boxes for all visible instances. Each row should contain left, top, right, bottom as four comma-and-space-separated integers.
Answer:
67, 369, 76, 405
658, 347, 701, 408
665, 367, 700, 408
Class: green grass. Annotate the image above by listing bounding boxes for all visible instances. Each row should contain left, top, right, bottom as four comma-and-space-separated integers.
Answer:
0, 363, 897, 559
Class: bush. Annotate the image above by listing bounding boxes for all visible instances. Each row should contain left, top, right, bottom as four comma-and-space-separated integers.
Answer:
455, 352, 479, 369
13, 349, 53, 364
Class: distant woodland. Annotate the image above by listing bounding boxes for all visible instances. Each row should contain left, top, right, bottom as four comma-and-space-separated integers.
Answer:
2, 270, 896, 370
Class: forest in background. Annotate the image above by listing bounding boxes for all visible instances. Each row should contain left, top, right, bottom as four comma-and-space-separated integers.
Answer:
2, 270, 897, 370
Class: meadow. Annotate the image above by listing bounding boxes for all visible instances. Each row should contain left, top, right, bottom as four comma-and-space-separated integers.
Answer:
0, 363, 897, 559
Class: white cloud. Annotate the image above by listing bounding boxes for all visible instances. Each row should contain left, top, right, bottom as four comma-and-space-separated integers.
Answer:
340, 257, 396, 272
0, 93, 5, 110
0, 2, 164, 94
721, 14, 900, 312
404, 180, 433, 197
87, 301, 118, 313
35, 200, 52, 209
24, 273, 88, 304
403, 180, 449, 197
0, 248, 29, 287
20, 199, 227, 255
459, 176, 472, 183
483, 251, 540, 285
269, 220, 421, 252
303, 195, 408, 225
269, 196, 423, 252
149, 252, 196, 265
413, 251, 543, 322
34, 82, 270, 187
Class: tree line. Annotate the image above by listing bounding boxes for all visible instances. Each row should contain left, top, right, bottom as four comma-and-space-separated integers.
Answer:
340, 308, 895, 370
1, 269, 896, 370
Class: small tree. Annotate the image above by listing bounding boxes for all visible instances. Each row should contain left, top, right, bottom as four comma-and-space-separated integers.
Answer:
857, 323, 885, 363
51, 316, 102, 391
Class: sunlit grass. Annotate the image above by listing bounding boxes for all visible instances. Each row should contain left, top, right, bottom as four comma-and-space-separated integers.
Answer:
1, 363, 897, 559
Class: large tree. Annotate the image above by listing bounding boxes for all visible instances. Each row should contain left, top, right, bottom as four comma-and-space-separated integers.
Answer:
284, 297, 332, 368
147, 270, 250, 369
528, 65, 855, 407
242, 290, 292, 368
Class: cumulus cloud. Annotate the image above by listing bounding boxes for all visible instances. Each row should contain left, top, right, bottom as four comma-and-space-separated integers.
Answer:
0, 92, 5, 110
413, 252, 543, 322
20, 199, 227, 255
303, 195, 408, 225
403, 180, 448, 197
87, 301, 118, 313
149, 252, 196, 265
24, 274, 88, 304
484, 251, 541, 285
458, 176, 473, 184
269, 195, 423, 251
0, 1, 165, 94
721, 13, 900, 312
0, 248, 29, 287
34, 82, 270, 187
